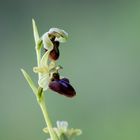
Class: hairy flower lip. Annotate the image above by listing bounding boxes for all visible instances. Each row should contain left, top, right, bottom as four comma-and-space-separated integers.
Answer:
49, 78, 76, 97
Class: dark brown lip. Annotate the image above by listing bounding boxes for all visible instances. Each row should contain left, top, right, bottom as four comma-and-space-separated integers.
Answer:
49, 78, 76, 98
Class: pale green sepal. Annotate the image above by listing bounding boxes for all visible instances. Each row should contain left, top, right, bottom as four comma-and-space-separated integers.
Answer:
32, 19, 40, 46
21, 69, 38, 95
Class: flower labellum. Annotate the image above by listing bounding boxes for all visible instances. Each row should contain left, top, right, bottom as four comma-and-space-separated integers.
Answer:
49, 73, 76, 97
49, 41, 60, 60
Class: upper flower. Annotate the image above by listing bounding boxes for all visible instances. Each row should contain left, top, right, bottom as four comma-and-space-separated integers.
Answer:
49, 73, 76, 97
42, 28, 68, 51
42, 28, 68, 61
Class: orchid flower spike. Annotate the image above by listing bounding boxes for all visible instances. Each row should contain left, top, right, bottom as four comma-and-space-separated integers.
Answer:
33, 27, 76, 97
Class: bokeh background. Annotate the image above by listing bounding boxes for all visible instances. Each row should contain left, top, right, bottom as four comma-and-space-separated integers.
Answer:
0, 0, 140, 140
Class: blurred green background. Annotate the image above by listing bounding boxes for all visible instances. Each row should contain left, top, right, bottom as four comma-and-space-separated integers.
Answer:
0, 0, 140, 140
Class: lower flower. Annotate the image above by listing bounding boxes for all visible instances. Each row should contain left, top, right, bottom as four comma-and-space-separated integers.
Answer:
43, 121, 82, 140
49, 73, 76, 98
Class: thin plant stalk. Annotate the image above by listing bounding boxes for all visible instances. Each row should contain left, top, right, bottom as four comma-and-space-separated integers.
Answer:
32, 19, 58, 140
38, 93, 58, 140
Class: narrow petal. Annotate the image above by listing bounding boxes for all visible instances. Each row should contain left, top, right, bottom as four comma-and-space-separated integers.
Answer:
40, 50, 50, 67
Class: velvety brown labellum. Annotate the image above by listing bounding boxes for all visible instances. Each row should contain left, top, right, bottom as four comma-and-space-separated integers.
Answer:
49, 78, 76, 97
49, 47, 59, 60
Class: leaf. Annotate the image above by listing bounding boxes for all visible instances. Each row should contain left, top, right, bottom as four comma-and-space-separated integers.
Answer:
21, 69, 38, 95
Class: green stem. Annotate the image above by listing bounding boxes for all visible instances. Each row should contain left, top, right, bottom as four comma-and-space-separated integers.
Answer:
36, 48, 41, 67
32, 19, 58, 140
38, 94, 59, 140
